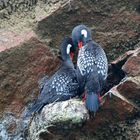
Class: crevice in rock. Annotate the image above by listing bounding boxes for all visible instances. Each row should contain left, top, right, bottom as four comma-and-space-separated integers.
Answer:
103, 63, 126, 94
0, 0, 140, 139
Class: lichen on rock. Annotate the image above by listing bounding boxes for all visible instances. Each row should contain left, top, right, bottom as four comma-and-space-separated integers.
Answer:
0, 0, 140, 139
28, 99, 89, 140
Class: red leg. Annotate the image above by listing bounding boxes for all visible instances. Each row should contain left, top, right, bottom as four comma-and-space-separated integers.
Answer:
98, 93, 102, 103
82, 92, 87, 102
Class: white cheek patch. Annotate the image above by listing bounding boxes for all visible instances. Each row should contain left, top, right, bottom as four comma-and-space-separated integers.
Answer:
67, 44, 72, 54
81, 29, 87, 38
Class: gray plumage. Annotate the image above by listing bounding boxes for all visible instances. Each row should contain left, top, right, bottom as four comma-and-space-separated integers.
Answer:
72, 25, 108, 113
26, 37, 80, 117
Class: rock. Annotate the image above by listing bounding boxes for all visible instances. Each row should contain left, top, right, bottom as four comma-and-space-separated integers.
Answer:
0, 37, 60, 116
108, 43, 140, 108
0, 37, 61, 139
0, 30, 36, 52
0, 0, 140, 139
105, 43, 140, 109
106, 43, 140, 108
28, 45, 140, 139
0, 113, 19, 140
117, 76, 140, 107
28, 99, 89, 140
122, 47, 140, 76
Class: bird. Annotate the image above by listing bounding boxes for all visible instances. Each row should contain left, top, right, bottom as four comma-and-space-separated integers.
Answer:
26, 37, 80, 117
72, 25, 108, 113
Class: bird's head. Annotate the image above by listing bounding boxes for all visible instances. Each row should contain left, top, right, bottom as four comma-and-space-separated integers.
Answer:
72, 25, 92, 49
59, 37, 75, 61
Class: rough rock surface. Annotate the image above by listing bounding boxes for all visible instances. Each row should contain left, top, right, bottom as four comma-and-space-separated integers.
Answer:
27, 43, 140, 140
0, 0, 140, 140
0, 0, 69, 52
122, 46, 140, 76
0, 0, 69, 31
0, 0, 140, 61
35, 0, 140, 61
0, 38, 60, 116
28, 99, 89, 140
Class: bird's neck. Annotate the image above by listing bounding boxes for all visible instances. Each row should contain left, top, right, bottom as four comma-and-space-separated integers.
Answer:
62, 56, 74, 68
86, 38, 92, 44
81, 38, 92, 47
84, 37, 92, 43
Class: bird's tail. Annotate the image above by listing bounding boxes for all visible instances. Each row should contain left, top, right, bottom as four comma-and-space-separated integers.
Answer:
85, 93, 100, 113
24, 101, 44, 118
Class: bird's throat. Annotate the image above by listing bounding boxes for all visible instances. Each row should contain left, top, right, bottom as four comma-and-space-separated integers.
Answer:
78, 41, 83, 49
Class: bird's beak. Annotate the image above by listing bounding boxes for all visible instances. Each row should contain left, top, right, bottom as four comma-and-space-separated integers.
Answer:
70, 52, 74, 60
78, 41, 83, 49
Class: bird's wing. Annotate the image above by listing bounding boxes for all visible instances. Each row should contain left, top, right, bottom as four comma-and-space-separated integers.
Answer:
94, 43, 108, 80
38, 75, 50, 92
54, 69, 79, 96
76, 68, 86, 94
78, 41, 108, 90
84, 42, 108, 88
39, 68, 79, 104
85, 65, 100, 93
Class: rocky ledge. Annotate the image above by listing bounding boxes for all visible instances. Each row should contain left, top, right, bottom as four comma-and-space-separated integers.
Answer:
0, 42, 139, 140
27, 43, 140, 140
28, 99, 89, 140
0, 0, 140, 139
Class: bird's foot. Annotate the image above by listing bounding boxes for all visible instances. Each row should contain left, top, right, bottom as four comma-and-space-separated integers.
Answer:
82, 92, 86, 102
45, 124, 55, 136
99, 92, 111, 106
98, 94, 105, 106
98, 94, 102, 102
89, 111, 96, 119
100, 97, 105, 106
94, 112, 96, 117
36, 125, 55, 137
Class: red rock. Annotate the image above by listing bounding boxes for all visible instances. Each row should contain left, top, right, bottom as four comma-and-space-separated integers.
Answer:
0, 30, 37, 52
0, 37, 60, 116
117, 77, 140, 106
84, 94, 137, 131
111, 49, 135, 65
122, 47, 140, 76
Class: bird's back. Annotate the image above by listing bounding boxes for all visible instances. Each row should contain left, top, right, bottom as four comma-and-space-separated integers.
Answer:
77, 41, 108, 90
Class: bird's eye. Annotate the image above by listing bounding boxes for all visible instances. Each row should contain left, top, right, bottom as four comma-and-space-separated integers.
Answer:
81, 29, 87, 38
67, 44, 72, 54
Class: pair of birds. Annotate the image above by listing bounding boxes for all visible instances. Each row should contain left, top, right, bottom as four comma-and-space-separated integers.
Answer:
27, 25, 108, 116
